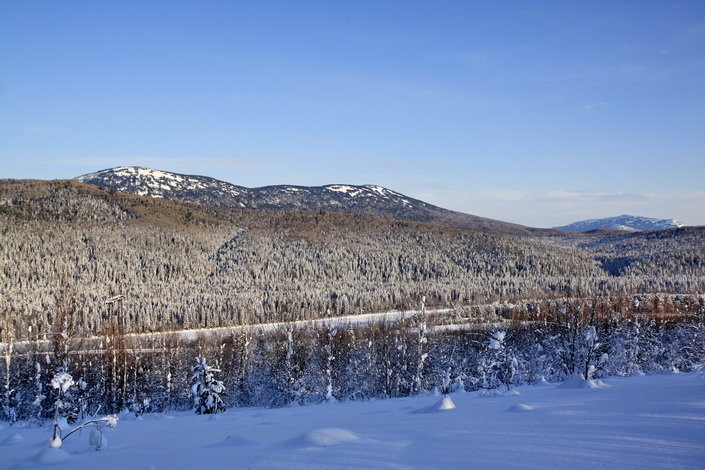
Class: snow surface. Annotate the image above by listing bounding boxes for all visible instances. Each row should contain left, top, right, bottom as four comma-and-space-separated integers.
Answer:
557, 373, 609, 389
412, 395, 457, 414
507, 403, 534, 413
31, 447, 72, 465
1, 373, 704, 469
324, 185, 364, 197
285, 428, 360, 448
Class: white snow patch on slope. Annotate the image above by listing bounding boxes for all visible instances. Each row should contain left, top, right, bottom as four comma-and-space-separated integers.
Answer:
77, 166, 244, 196
363, 185, 392, 196
325, 185, 364, 197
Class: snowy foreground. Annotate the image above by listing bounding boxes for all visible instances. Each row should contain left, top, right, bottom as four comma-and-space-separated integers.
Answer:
1, 373, 703, 469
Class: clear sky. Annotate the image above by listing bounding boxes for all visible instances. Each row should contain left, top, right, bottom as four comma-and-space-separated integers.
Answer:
2, 1, 704, 227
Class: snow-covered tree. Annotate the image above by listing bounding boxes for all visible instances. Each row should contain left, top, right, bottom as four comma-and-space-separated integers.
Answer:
32, 360, 46, 420
411, 297, 429, 395
48, 370, 118, 449
1, 335, 17, 424
190, 357, 226, 414
479, 330, 518, 390
323, 323, 337, 402
581, 325, 603, 380
440, 368, 452, 396
50, 371, 76, 427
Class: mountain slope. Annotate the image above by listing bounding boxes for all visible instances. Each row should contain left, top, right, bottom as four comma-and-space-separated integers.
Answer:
2, 179, 704, 335
0, 178, 606, 334
75, 166, 550, 236
554, 215, 684, 232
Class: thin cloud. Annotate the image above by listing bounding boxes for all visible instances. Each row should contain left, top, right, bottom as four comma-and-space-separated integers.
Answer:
538, 59, 705, 85
541, 191, 648, 202
371, 158, 444, 170
473, 190, 649, 203
475, 190, 530, 202
584, 102, 608, 110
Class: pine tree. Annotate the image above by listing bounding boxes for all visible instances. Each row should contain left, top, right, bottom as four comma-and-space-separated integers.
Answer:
190, 357, 226, 414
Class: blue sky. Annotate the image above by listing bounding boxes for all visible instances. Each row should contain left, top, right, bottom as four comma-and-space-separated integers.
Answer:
2, 1, 704, 227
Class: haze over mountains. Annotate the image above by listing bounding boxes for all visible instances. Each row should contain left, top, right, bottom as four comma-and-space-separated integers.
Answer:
75, 166, 549, 236
554, 215, 684, 233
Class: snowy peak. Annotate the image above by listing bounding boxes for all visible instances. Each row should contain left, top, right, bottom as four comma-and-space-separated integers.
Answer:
554, 215, 684, 232
75, 166, 247, 201
74, 166, 547, 236
75, 166, 425, 215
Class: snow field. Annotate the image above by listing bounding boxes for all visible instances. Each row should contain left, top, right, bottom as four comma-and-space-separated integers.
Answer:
0, 372, 703, 469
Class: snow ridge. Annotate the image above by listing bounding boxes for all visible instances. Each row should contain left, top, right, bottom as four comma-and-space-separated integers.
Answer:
75, 166, 425, 213
73, 166, 551, 236
76, 166, 246, 200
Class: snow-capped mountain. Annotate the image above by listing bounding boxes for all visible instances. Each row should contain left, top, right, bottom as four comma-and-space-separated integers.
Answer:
75, 167, 424, 211
75, 166, 546, 235
554, 215, 684, 232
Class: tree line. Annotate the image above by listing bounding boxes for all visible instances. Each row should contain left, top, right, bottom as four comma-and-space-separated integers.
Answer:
2, 294, 703, 423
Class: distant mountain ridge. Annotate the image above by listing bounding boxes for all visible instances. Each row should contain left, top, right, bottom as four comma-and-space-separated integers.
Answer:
554, 215, 684, 233
75, 166, 551, 236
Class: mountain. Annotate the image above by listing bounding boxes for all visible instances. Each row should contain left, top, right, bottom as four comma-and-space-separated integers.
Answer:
554, 215, 684, 233
0, 178, 602, 334
2, 178, 704, 335
75, 166, 550, 236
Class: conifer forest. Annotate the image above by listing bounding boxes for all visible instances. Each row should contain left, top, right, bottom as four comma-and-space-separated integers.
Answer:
1, 179, 704, 422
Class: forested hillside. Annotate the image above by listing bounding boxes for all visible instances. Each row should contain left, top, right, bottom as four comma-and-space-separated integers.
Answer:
1, 179, 704, 337
547, 228, 705, 281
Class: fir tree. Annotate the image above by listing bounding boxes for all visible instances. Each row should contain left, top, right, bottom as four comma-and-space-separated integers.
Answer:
190, 357, 226, 414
